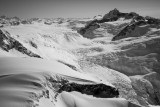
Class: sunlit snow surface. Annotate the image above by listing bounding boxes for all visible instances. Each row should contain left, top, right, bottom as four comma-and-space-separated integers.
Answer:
0, 57, 141, 107
0, 18, 160, 107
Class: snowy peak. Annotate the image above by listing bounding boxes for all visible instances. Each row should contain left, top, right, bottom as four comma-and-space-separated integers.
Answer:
103, 8, 141, 21
103, 8, 121, 19
78, 9, 160, 39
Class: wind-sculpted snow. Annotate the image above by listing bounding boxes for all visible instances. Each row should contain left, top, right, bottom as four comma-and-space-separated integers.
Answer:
0, 57, 136, 107
58, 91, 141, 107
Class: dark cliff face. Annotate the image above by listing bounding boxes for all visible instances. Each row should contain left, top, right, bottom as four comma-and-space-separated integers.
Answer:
0, 30, 41, 58
48, 77, 119, 99
112, 21, 147, 41
78, 20, 100, 39
60, 83, 119, 98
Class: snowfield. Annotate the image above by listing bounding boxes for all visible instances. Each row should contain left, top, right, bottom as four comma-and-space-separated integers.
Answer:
0, 9, 160, 107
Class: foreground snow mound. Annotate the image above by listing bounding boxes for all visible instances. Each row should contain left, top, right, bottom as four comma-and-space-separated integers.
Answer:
58, 91, 141, 107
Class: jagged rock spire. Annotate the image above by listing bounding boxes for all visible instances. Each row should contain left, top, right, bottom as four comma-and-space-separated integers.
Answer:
103, 8, 120, 19
109, 8, 120, 14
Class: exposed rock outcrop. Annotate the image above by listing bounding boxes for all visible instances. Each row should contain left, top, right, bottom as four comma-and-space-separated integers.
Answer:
78, 20, 100, 39
60, 83, 119, 98
112, 21, 147, 41
48, 77, 119, 99
0, 29, 41, 58
112, 17, 160, 41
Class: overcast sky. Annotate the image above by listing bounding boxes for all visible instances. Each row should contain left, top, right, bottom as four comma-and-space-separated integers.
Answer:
0, 0, 160, 18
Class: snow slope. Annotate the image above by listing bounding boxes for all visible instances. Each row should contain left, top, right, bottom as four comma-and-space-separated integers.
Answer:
58, 91, 141, 107
0, 57, 139, 107
0, 23, 90, 71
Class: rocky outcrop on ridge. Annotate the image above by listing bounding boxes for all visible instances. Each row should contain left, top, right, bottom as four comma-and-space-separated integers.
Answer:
0, 29, 41, 58
112, 17, 160, 41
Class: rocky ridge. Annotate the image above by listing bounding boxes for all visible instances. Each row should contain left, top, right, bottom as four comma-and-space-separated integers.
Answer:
0, 29, 41, 58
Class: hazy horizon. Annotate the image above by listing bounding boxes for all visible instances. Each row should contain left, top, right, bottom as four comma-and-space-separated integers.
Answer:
0, 0, 160, 18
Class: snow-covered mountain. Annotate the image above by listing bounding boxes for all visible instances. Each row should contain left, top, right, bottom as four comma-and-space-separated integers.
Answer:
0, 9, 160, 107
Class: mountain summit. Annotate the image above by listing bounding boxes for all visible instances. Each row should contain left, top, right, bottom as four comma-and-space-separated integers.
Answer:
103, 8, 121, 19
